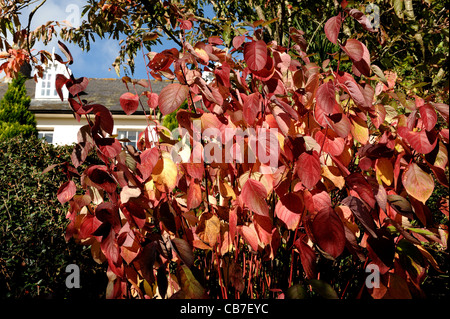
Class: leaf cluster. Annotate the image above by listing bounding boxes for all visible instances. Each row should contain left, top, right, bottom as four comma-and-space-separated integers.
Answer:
49, 4, 449, 300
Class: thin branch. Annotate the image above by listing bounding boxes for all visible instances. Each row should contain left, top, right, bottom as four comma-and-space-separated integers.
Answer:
192, 15, 223, 29
26, 0, 47, 59
139, 0, 182, 48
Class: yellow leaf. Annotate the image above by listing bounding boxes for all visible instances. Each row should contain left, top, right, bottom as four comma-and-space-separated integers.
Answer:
196, 212, 220, 247
402, 163, 434, 204
375, 158, 394, 186
321, 165, 345, 190
350, 116, 369, 145
219, 180, 236, 199
151, 156, 178, 192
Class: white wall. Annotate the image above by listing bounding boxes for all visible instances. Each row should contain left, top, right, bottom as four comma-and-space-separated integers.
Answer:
36, 114, 156, 146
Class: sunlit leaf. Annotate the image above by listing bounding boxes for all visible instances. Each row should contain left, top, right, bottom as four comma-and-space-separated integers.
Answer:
57, 180, 76, 204
244, 40, 267, 72
375, 158, 394, 186
311, 206, 345, 259
296, 151, 321, 189
158, 83, 189, 115
402, 163, 434, 204
151, 156, 178, 192
241, 178, 269, 217
324, 14, 342, 44
119, 92, 139, 115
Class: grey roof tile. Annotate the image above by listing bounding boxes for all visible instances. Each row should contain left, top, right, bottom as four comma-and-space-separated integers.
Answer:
0, 78, 170, 115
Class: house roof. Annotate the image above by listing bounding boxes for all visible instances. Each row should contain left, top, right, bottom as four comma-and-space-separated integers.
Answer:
0, 78, 170, 115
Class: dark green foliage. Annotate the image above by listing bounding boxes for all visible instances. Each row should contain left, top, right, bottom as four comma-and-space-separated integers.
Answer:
0, 135, 106, 299
0, 74, 37, 140
162, 100, 188, 132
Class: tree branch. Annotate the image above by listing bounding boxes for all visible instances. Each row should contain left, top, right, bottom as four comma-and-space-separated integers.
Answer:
26, 0, 47, 60
138, 0, 182, 48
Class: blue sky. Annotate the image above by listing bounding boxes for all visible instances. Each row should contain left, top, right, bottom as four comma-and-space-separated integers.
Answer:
20, 0, 214, 80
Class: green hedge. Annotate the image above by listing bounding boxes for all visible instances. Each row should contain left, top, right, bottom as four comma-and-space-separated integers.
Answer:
0, 135, 106, 299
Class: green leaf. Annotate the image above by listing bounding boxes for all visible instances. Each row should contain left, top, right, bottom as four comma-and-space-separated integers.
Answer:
308, 279, 339, 299
371, 65, 388, 86
171, 265, 208, 299
406, 228, 436, 236
393, 0, 404, 19
285, 284, 308, 299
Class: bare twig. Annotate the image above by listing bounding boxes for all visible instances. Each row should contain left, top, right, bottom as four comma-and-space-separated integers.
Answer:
26, 0, 47, 60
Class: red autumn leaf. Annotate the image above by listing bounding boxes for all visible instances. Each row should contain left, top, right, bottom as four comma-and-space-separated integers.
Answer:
294, 234, 317, 279
184, 162, 204, 181
402, 163, 434, 204
326, 113, 352, 138
341, 39, 364, 62
244, 40, 267, 72
79, 214, 102, 240
336, 72, 368, 109
91, 104, 114, 135
315, 129, 345, 156
341, 196, 378, 238
57, 40, 73, 64
253, 214, 273, 246
187, 182, 202, 210
97, 137, 122, 159
242, 93, 261, 125
398, 126, 437, 154
296, 151, 321, 189
238, 225, 260, 252
311, 206, 346, 259
419, 104, 438, 132
146, 92, 159, 109
147, 50, 175, 71
158, 83, 189, 115
270, 105, 291, 136
171, 238, 194, 267
101, 230, 120, 264
314, 98, 341, 126
66, 77, 89, 96
316, 81, 336, 114
208, 36, 223, 45
232, 35, 246, 50
137, 147, 159, 181
324, 14, 342, 44
275, 193, 303, 230
345, 172, 376, 209
86, 165, 117, 193
433, 103, 449, 122
119, 92, 140, 115
348, 9, 377, 32
352, 42, 371, 77
311, 190, 333, 212
241, 178, 269, 217
57, 180, 76, 204
178, 19, 192, 30
370, 104, 386, 129
55, 74, 69, 101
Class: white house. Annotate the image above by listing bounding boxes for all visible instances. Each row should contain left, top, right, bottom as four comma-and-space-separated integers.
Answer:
0, 58, 166, 148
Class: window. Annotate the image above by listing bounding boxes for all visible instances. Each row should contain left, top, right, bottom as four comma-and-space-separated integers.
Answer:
118, 130, 139, 148
36, 62, 61, 99
38, 131, 54, 144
